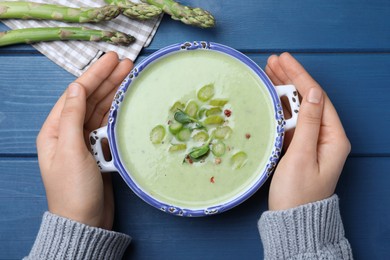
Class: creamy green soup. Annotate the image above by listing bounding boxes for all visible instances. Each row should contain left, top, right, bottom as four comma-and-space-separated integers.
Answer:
116, 49, 276, 209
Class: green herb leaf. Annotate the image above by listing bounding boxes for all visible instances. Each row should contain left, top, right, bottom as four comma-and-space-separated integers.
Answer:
174, 110, 205, 129
188, 143, 210, 160
174, 110, 193, 124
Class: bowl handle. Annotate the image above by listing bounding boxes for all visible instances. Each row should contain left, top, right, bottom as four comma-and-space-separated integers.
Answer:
275, 84, 300, 131
89, 126, 117, 173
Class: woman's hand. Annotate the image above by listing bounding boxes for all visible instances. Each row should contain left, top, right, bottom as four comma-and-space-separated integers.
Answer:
265, 53, 351, 210
36, 52, 133, 229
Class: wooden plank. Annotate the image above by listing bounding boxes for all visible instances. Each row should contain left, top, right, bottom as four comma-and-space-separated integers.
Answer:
0, 158, 46, 259
0, 55, 74, 113
0, 112, 45, 155
0, 157, 389, 259
149, 0, 390, 51
1, 0, 389, 52
0, 55, 72, 154
337, 157, 390, 259
0, 54, 389, 155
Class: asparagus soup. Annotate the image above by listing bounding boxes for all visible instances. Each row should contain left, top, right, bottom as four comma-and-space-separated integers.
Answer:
115, 49, 276, 209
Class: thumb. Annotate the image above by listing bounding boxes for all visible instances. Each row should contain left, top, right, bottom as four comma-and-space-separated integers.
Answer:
289, 87, 324, 155
58, 83, 87, 151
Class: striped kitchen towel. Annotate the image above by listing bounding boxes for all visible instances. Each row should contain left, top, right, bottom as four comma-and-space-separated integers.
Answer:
2, 0, 163, 76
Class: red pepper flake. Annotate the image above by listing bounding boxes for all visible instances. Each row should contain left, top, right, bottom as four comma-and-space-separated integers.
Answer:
224, 109, 232, 117
245, 133, 251, 139
215, 158, 222, 165
184, 155, 193, 164
167, 120, 172, 125
210, 176, 215, 183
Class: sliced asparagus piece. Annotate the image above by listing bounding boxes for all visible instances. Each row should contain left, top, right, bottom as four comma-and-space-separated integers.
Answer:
168, 143, 186, 152
192, 131, 209, 142
0, 2, 121, 23
0, 27, 135, 47
142, 0, 215, 28
184, 100, 199, 118
150, 125, 166, 144
231, 151, 248, 169
205, 107, 222, 116
203, 115, 224, 125
213, 126, 232, 140
197, 107, 207, 119
168, 122, 183, 134
105, 0, 162, 20
211, 141, 226, 157
176, 128, 191, 142
197, 83, 214, 101
170, 101, 185, 113
209, 98, 228, 107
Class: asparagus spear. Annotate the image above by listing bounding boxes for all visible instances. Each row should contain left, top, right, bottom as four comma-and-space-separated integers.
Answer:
0, 27, 135, 47
141, 0, 215, 28
105, 0, 162, 20
0, 2, 121, 23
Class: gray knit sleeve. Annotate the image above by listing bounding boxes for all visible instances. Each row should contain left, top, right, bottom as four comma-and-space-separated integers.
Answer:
25, 212, 131, 260
258, 195, 353, 259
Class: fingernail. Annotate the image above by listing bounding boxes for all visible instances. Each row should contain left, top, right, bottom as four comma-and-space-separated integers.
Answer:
68, 83, 81, 97
307, 88, 322, 104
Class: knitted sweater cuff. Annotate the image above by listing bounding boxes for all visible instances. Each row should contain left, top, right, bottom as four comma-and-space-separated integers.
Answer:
26, 212, 131, 260
258, 195, 353, 259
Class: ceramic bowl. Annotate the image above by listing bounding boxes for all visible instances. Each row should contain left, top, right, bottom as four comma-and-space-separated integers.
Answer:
90, 41, 299, 217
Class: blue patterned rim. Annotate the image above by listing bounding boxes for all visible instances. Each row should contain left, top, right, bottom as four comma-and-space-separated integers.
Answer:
107, 41, 285, 217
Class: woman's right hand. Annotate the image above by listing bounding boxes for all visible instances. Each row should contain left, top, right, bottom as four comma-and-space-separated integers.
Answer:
36, 52, 133, 229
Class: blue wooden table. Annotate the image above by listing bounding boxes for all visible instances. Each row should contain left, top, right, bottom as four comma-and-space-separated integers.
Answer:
1, 1, 390, 259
